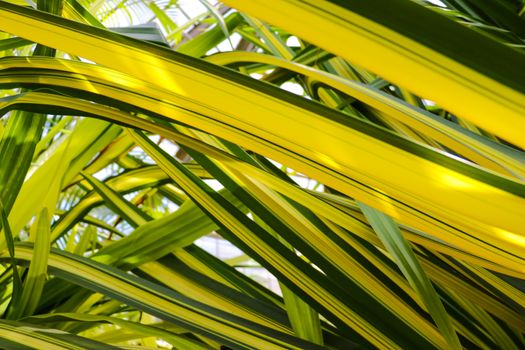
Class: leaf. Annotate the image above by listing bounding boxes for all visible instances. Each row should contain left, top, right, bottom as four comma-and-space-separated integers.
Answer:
176, 12, 243, 56
127, 128, 442, 349
221, 0, 525, 150
24, 313, 210, 350
2, 56, 525, 276
81, 172, 152, 228
8, 208, 50, 319
197, 0, 233, 50
358, 202, 461, 350
1, 88, 522, 278
0, 318, 120, 350
0, 110, 45, 214
0, 37, 32, 51
1, 243, 325, 350
0, 19, 522, 273
0, 201, 21, 315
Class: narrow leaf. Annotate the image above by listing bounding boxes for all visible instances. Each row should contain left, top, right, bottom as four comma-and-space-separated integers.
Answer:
358, 202, 461, 350
9, 208, 50, 319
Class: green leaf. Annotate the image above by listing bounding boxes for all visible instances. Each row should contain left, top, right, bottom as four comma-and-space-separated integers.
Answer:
24, 313, 210, 350
1, 243, 326, 350
0, 37, 32, 51
8, 208, 50, 319
81, 172, 152, 228
358, 202, 461, 350
0, 318, 120, 350
0, 110, 45, 214
177, 12, 243, 56
197, 0, 233, 50
0, 201, 21, 315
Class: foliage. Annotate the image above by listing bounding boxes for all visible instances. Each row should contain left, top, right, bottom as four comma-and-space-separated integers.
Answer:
0, 0, 524, 349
